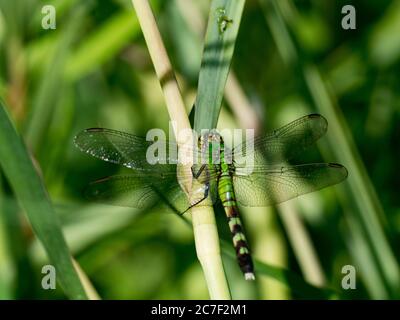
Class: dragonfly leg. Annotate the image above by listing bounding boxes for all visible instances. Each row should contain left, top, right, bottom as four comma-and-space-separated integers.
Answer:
179, 164, 213, 215
191, 164, 206, 179
180, 182, 210, 215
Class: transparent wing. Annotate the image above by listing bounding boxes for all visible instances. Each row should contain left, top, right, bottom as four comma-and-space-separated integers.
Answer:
84, 165, 221, 213
85, 170, 219, 214
233, 114, 328, 165
74, 128, 204, 170
74, 128, 223, 212
75, 128, 157, 169
233, 163, 348, 206
74, 128, 231, 171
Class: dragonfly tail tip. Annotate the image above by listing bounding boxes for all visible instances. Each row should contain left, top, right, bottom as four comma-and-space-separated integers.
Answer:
244, 272, 255, 281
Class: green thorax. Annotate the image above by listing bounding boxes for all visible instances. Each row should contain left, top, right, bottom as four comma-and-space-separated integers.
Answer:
204, 133, 230, 173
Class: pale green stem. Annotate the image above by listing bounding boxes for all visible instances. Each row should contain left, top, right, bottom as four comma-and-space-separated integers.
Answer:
72, 258, 101, 300
131, 0, 230, 299
278, 202, 327, 286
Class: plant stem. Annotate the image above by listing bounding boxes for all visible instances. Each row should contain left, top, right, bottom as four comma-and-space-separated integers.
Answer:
263, 0, 400, 297
131, 0, 190, 136
131, 0, 230, 299
191, 205, 230, 299
72, 258, 101, 300
0, 99, 87, 299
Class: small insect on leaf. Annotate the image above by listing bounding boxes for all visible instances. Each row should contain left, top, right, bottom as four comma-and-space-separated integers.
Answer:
216, 7, 233, 35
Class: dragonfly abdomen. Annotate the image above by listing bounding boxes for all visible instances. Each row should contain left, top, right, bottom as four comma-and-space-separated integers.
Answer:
218, 173, 255, 280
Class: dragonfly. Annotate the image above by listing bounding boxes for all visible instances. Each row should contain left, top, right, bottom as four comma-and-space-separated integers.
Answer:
74, 114, 348, 281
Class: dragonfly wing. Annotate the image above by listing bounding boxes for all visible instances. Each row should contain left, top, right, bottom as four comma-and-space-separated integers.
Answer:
233, 163, 348, 206
75, 128, 220, 212
74, 128, 181, 170
233, 114, 328, 164
85, 169, 218, 214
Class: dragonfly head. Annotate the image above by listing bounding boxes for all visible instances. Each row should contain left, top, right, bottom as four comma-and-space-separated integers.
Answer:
198, 131, 224, 164
199, 131, 223, 143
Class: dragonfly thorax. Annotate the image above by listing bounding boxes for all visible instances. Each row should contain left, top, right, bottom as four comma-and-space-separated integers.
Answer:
198, 131, 227, 165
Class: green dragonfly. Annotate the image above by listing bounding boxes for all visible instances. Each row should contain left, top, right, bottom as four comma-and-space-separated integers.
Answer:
74, 114, 348, 280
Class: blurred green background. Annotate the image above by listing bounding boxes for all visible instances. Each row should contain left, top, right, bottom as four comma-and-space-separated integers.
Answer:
0, 0, 399, 299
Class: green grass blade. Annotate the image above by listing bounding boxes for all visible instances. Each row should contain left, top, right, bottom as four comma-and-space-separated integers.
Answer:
261, 0, 400, 298
0, 99, 87, 299
0, 197, 13, 299
65, 10, 140, 82
221, 241, 336, 299
303, 65, 400, 298
25, 3, 88, 152
166, 0, 202, 81
194, 0, 245, 131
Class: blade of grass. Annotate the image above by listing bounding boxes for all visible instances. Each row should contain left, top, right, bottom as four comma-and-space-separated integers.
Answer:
194, 0, 246, 130
368, 0, 400, 67
165, 0, 202, 81
0, 193, 33, 298
278, 201, 327, 286
345, 210, 389, 299
0, 193, 14, 299
304, 64, 400, 297
71, 258, 100, 300
64, 10, 141, 82
261, 0, 400, 298
0, 99, 87, 299
25, 3, 88, 152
